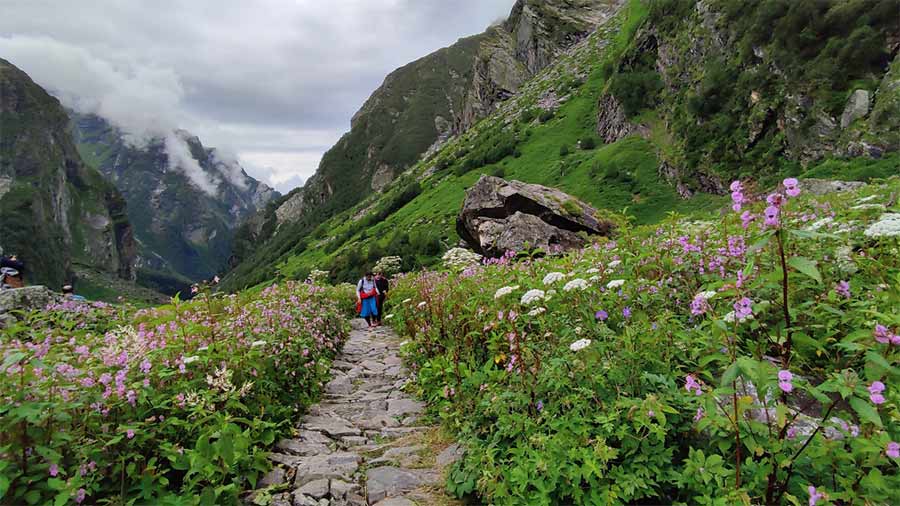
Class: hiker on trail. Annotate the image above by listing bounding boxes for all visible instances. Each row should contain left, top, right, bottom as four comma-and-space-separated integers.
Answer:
357, 271, 380, 329
62, 284, 87, 302
374, 271, 389, 325
0, 250, 25, 289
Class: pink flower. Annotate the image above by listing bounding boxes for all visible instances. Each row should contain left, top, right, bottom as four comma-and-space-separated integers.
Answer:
693, 407, 705, 422
75, 488, 86, 504
764, 205, 780, 227
784, 178, 801, 197
874, 324, 892, 344
49, 463, 59, 477
740, 211, 755, 229
778, 370, 794, 393
685, 374, 702, 396
809, 486, 825, 506
868, 381, 886, 405
734, 297, 753, 320
126, 429, 135, 439
887, 441, 900, 459
834, 281, 851, 299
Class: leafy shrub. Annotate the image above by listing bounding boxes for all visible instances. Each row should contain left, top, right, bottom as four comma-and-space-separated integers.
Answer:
539, 110, 555, 123
520, 109, 536, 124
0, 282, 351, 505
580, 137, 597, 150
559, 144, 570, 157
390, 178, 900, 505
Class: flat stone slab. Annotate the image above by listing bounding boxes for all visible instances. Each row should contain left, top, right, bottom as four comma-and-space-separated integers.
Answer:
294, 452, 361, 486
366, 466, 436, 503
372, 498, 417, 506
301, 415, 361, 437
295, 478, 329, 499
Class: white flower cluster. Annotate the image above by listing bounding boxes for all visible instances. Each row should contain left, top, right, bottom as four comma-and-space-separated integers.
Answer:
864, 213, 900, 238
442, 248, 483, 270
494, 285, 520, 299
723, 311, 754, 324
543, 272, 565, 285
606, 279, 625, 290
563, 278, 589, 292
569, 338, 592, 352
521, 289, 546, 305
528, 307, 546, 317
308, 269, 330, 284
373, 256, 403, 276
695, 291, 717, 300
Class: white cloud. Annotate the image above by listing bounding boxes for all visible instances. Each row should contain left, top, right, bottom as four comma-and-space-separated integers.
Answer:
164, 134, 219, 195
0, 0, 516, 193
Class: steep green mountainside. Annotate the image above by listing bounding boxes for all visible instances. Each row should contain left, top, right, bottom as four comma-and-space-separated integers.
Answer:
0, 58, 136, 289
225, 0, 899, 289
224, 0, 627, 289
72, 113, 279, 294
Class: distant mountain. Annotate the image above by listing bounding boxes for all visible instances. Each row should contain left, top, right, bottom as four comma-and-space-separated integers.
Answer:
71, 113, 279, 294
0, 58, 136, 289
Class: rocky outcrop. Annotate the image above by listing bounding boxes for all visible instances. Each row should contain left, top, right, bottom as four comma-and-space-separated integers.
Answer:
0, 286, 61, 328
0, 59, 136, 288
841, 90, 871, 129
596, 92, 647, 143
457, 176, 615, 257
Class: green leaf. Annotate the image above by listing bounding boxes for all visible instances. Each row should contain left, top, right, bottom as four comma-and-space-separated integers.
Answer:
1, 351, 27, 372
0, 475, 9, 498
787, 257, 822, 284
849, 397, 883, 427
721, 362, 741, 386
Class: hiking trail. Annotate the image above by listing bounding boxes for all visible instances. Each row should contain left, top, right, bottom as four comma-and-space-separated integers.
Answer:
254, 320, 463, 506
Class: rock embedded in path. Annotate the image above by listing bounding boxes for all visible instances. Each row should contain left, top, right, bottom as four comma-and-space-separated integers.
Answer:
457, 175, 615, 257
366, 467, 438, 504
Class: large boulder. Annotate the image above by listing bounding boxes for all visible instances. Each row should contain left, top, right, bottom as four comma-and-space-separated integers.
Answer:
457, 176, 615, 257
840, 90, 871, 129
0, 286, 61, 327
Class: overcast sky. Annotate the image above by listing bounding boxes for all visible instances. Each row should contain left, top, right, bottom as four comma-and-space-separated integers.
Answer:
0, 0, 514, 193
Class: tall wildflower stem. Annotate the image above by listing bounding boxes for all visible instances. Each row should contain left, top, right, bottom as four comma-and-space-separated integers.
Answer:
775, 229, 792, 369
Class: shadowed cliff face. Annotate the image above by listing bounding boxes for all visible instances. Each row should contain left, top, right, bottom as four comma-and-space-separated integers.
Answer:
224, 0, 625, 290
70, 113, 279, 294
0, 58, 136, 288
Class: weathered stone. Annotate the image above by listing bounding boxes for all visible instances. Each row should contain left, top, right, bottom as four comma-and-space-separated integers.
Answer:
372, 498, 416, 506
841, 89, 871, 129
301, 415, 361, 437
800, 179, 866, 196
386, 399, 425, 418
276, 438, 332, 457
269, 453, 302, 467
294, 452, 361, 486
0, 286, 60, 316
295, 478, 330, 499
259, 467, 288, 487
325, 374, 353, 396
329, 479, 361, 499
457, 176, 615, 257
366, 467, 438, 504
436, 443, 465, 468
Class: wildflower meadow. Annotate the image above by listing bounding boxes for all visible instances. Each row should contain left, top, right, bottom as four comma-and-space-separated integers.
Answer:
390, 178, 900, 505
0, 281, 352, 505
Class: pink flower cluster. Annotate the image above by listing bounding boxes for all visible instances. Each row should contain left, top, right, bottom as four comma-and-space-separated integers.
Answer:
874, 324, 900, 346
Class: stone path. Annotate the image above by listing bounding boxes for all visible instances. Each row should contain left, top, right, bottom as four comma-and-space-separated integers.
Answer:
252, 320, 463, 506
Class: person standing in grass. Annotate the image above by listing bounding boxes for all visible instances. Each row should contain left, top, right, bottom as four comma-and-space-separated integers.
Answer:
357, 271, 380, 328
374, 271, 389, 325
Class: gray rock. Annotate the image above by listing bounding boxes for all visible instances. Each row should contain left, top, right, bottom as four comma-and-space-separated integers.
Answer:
372, 498, 417, 506
276, 438, 332, 457
329, 479, 361, 499
457, 176, 615, 257
301, 415, 361, 438
0, 286, 61, 327
295, 478, 330, 499
294, 452, 361, 487
800, 179, 866, 196
259, 467, 288, 487
386, 399, 426, 418
269, 453, 302, 467
436, 443, 464, 468
269, 493, 293, 506
841, 89, 871, 129
325, 374, 353, 396
365, 467, 432, 504
292, 494, 319, 506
